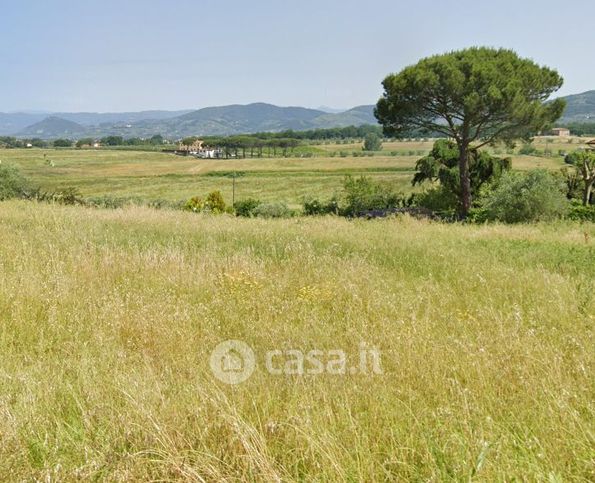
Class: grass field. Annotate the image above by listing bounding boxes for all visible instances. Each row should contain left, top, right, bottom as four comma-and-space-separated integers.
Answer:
0, 201, 593, 480
0, 136, 584, 207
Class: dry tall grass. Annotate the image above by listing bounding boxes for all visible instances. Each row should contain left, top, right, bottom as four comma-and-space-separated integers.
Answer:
0, 201, 593, 480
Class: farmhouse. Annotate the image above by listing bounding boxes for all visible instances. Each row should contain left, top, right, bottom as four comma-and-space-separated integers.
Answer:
178, 139, 204, 153
177, 139, 222, 158
549, 127, 570, 137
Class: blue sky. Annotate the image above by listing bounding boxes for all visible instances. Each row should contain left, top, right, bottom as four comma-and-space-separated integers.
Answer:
1, 0, 593, 112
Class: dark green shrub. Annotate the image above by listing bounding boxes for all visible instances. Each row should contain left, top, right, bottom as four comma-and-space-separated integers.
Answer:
414, 186, 459, 213
53, 139, 72, 148
303, 197, 340, 216
567, 202, 595, 222
234, 198, 261, 217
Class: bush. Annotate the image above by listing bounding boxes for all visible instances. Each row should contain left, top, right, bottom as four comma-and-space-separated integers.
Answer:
482, 170, 568, 223
76, 138, 95, 148
518, 143, 537, 155
363, 133, 382, 151
31, 186, 85, 205
413, 186, 459, 213
342, 176, 404, 216
252, 202, 293, 218
303, 197, 340, 216
234, 198, 261, 217
184, 196, 204, 213
86, 196, 130, 209
0, 165, 30, 200
53, 139, 72, 148
567, 202, 595, 222
184, 191, 227, 214
204, 191, 226, 213
51, 187, 84, 205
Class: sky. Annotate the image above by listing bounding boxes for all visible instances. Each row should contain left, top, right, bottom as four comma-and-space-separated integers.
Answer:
1, 0, 594, 113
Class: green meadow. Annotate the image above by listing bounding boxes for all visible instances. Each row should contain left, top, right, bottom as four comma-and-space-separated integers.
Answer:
0, 136, 579, 207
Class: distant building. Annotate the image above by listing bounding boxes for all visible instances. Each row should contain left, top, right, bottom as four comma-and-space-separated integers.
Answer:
549, 127, 570, 137
177, 139, 223, 158
177, 139, 204, 153
196, 148, 223, 159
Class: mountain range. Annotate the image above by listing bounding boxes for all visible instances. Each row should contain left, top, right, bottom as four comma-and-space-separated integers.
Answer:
3, 90, 594, 139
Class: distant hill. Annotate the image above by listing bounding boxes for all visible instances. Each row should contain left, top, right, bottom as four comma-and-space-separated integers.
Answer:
0, 112, 47, 135
7, 90, 595, 139
5, 103, 378, 139
56, 110, 193, 126
18, 116, 86, 138
167, 103, 325, 136
560, 90, 595, 122
0, 110, 192, 136
312, 105, 376, 128
123, 103, 379, 138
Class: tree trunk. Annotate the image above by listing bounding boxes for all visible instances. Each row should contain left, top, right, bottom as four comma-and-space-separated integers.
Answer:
584, 180, 594, 206
458, 144, 472, 219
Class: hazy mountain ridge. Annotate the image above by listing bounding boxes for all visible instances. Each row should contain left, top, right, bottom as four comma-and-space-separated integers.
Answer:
18, 116, 86, 137
12, 103, 377, 138
5, 90, 594, 139
0, 110, 193, 136
559, 90, 595, 121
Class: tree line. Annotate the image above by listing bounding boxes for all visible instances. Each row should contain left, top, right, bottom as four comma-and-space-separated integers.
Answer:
0, 124, 438, 151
